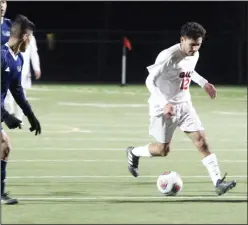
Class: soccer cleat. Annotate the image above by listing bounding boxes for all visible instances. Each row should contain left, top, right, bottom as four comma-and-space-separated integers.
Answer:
215, 173, 237, 196
125, 146, 140, 177
1, 192, 19, 205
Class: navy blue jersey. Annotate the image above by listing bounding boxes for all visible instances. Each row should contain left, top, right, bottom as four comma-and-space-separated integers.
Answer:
1, 18, 12, 45
1, 44, 33, 121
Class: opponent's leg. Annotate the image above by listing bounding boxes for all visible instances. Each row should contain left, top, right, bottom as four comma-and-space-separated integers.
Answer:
0, 130, 18, 205
126, 114, 177, 177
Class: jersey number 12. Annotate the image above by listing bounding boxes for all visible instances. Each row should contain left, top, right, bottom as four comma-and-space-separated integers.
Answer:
180, 78, 190, 90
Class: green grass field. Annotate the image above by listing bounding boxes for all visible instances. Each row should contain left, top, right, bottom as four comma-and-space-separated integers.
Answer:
1, 84, 247, 224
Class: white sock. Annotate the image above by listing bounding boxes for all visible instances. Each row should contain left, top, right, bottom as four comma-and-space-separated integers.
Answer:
132, 144, 152, 157
202, 153, 221, 186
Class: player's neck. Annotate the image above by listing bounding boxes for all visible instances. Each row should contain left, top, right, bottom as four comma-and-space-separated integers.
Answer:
179, 44, 188, 57
7, 39, 21, 55
1, 17, 3, 24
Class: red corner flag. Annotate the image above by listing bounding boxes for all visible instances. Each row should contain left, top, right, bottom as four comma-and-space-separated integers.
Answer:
123, 37, 132, 51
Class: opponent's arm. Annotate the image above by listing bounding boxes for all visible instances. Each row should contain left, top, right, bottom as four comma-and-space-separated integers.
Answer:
9, 75, 41, 135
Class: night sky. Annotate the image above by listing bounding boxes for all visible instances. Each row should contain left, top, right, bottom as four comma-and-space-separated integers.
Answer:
5, 1, 245, 32
3, 1, 246, 84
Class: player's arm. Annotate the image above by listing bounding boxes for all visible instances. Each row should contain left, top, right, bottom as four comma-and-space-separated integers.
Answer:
145, 65, 168, 108
145, 51, 172, 108
30, 35, 41, 79
191, 52, 216, 99
191, 71, 216, 99
191, 71, 208, 88
9, 75, 41, 135
146, 51, 176, 117
1, 100, 22, 129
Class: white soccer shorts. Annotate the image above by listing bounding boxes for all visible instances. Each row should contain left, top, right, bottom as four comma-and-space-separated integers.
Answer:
149, 101, 204, 143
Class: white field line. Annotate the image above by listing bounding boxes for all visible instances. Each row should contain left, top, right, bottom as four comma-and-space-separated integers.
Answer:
7, 126, 246, 134
39, 120, 247, 126
38, 111, 247, 120
8, 159, 247, 163
7, 175, 247, 179
13, 147, 247, 152
58, 102, 148, 108
7, 137, 247, 142
29, 88, 246, 102
39, 111, 247, 117
8, 129, 93, 134
30, 86, 247, 94
16, 196, 248, 201
212, 111, 247, 116
26, 97, 40, 101
58, 102, 246, 108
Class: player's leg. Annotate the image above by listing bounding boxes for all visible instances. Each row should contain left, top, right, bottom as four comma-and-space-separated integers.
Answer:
125, 114, 177, 177
0, 129, 18, 204
15, 88, 26, 123
4, 91, 15, 116
180, 102, 236, 195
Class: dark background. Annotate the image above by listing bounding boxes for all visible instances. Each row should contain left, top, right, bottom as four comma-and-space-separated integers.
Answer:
5, 1, 248, 84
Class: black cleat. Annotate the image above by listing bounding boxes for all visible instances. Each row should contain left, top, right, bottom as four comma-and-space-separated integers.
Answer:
215, 173, 237, 196
125, 146, 140, 177
1, 192, 19, 205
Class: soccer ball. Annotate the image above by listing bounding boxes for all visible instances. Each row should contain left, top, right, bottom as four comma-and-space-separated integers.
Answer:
156, 171, 183, 196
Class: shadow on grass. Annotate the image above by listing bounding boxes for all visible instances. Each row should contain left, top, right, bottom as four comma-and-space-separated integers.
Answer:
16, 199, 248, 205
108, 199, 248, 204
15, 194, 248, 205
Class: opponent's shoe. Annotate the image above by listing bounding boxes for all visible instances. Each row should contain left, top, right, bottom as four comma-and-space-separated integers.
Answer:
1, 192, 19, 205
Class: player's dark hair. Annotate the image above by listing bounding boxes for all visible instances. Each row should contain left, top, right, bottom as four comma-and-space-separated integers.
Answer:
10, 14, 35, 38
180, 22, 206, 40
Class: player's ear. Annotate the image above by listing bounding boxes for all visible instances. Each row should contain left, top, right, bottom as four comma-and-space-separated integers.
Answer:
180, 36, 184, 43
22, 33, 28, 41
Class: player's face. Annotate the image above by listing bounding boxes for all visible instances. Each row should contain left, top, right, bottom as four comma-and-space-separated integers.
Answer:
19, 29, 33, 52
180, 36, 202, 56
1, 0, 7, 17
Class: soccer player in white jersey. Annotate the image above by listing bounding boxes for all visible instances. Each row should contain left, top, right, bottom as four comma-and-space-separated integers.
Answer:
125, 22, 236, 196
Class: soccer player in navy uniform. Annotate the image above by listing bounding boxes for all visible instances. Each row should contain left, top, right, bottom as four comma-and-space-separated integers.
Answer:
1, 0, 12, 45
1, 14, 41, 205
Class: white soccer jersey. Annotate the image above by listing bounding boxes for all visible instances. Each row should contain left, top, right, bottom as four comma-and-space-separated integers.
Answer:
21, 35, 41, 88
146, 43, 208, 116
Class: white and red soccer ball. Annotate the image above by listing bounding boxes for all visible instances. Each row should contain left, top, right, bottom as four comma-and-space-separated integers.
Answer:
157, 171, 183, 196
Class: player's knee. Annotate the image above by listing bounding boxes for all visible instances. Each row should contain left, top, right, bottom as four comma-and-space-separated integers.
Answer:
158, 143, 170, 156
0, 132, 12, 160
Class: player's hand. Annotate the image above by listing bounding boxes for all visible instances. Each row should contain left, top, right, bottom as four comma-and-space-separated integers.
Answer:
3, 114, 22, 129
34, 70, 41, 80
163, 103, 175, 119
204, 83, 217, 99
27, 113, 41, 135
